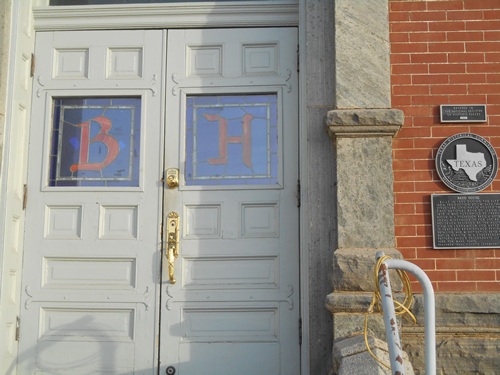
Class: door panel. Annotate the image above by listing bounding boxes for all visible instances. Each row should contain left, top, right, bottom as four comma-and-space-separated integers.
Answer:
19, 30, 164, 374
161, 28, 299, 375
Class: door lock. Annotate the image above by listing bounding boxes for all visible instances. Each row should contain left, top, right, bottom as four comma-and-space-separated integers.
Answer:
165, 168, 179, 189
166, 212, 180, 284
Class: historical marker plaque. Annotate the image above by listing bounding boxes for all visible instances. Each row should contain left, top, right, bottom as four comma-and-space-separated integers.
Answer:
435, 133, 498, 193
440, 105, 487, 123
432, 194, 500, 249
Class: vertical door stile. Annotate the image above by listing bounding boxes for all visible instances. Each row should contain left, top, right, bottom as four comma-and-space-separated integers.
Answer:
157, 28, 169, 368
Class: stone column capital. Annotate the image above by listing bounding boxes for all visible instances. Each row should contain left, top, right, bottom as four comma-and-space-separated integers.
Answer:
326, 108, 404, 139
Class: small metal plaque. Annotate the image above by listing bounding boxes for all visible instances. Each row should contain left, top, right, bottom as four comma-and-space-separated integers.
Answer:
440, 105, 486, 123
432, 194, 500, 249
435, 133, 498, 193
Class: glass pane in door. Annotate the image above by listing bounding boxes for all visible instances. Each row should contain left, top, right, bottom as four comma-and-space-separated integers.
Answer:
185, 94, 278, 186
49, 97, 141, 187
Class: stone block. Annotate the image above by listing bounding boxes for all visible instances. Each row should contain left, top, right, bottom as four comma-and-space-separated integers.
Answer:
409, 294, 500, 327
333, 335, 414, 375
326, 108, 404, 137
401, 293, 500, 374
325, 109, 403, 250
403, 336, 500, 375
326, 292, 373, 314
334, 0, 391, 109
334, 135, 398, 248
331, 312, 388, 342
331, 248, 404, 292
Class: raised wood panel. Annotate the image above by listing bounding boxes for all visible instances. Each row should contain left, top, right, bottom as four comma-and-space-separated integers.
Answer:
54, 48, 89, 79
40, 307, 135, 340
107, 48, 143, 79
44, 206, 82, 239
240, 203, 279, 238
183, 307, 278, 342
243, 44, 278, 75
36, 340, 135, 373
184, 204, 221, 239
5, 322, 15, 355
43, 258, 136, 288
187, 46, 222, 77
183, 256, 278, 288
99, 206, 138, 240
179, 343, 280, 374
8, 271, 17, 303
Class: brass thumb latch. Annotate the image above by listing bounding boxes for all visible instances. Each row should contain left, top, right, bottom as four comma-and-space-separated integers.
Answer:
166, 212, 180, 284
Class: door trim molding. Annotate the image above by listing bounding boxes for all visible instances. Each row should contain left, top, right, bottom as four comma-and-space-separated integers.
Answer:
33, 1, 299, 31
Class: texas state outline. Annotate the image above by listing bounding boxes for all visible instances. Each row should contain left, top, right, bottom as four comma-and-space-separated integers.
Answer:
446, 144, 486, 182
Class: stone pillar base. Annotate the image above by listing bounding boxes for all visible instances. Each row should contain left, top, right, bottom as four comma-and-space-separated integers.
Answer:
333, 335, 414, 375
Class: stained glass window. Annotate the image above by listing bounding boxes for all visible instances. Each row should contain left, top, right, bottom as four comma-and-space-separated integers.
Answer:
185, 94, 279, 186
49, 97, 141, 187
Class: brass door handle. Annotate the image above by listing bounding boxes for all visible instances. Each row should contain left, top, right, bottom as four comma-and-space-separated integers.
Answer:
166, 212, 180, 284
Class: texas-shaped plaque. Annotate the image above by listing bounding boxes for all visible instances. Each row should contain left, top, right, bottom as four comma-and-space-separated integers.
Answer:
435, 133, 498, 193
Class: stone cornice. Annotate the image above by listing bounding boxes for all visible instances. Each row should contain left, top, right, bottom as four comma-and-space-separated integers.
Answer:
326, 108, 404, 139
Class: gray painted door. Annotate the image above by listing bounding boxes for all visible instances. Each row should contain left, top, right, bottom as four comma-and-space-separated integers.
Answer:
160, 28, 300, 375
19, 28, 299, 374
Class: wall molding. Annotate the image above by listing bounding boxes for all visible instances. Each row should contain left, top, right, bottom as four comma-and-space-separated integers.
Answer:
33, 1, 299, 31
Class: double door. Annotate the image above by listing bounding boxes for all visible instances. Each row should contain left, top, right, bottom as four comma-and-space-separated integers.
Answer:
19, 28, 299, 374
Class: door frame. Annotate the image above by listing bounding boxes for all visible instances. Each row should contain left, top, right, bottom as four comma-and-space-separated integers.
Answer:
1, 1, 311, 374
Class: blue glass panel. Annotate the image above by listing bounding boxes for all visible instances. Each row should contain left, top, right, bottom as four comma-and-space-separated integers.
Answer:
185, 94, 279, 186
49, 97, 141, 187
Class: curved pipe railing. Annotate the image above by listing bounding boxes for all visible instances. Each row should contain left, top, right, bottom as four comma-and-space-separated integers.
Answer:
376, 251, 436, 375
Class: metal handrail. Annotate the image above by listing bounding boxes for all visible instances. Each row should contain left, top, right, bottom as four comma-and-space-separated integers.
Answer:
376, 252, 436, 375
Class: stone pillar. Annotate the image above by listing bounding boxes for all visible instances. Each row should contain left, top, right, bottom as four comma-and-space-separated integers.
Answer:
327, 110, 403, 250
334, 0, 392, 110
325, 0, 405, 367
325, 111, 403, 343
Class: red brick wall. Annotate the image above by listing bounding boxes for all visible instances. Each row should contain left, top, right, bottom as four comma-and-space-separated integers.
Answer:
389, 0, 500, 292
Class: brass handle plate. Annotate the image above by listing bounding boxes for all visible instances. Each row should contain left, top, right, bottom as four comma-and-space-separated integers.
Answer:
166, 212, 180, 284
166, 168, 179, 189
